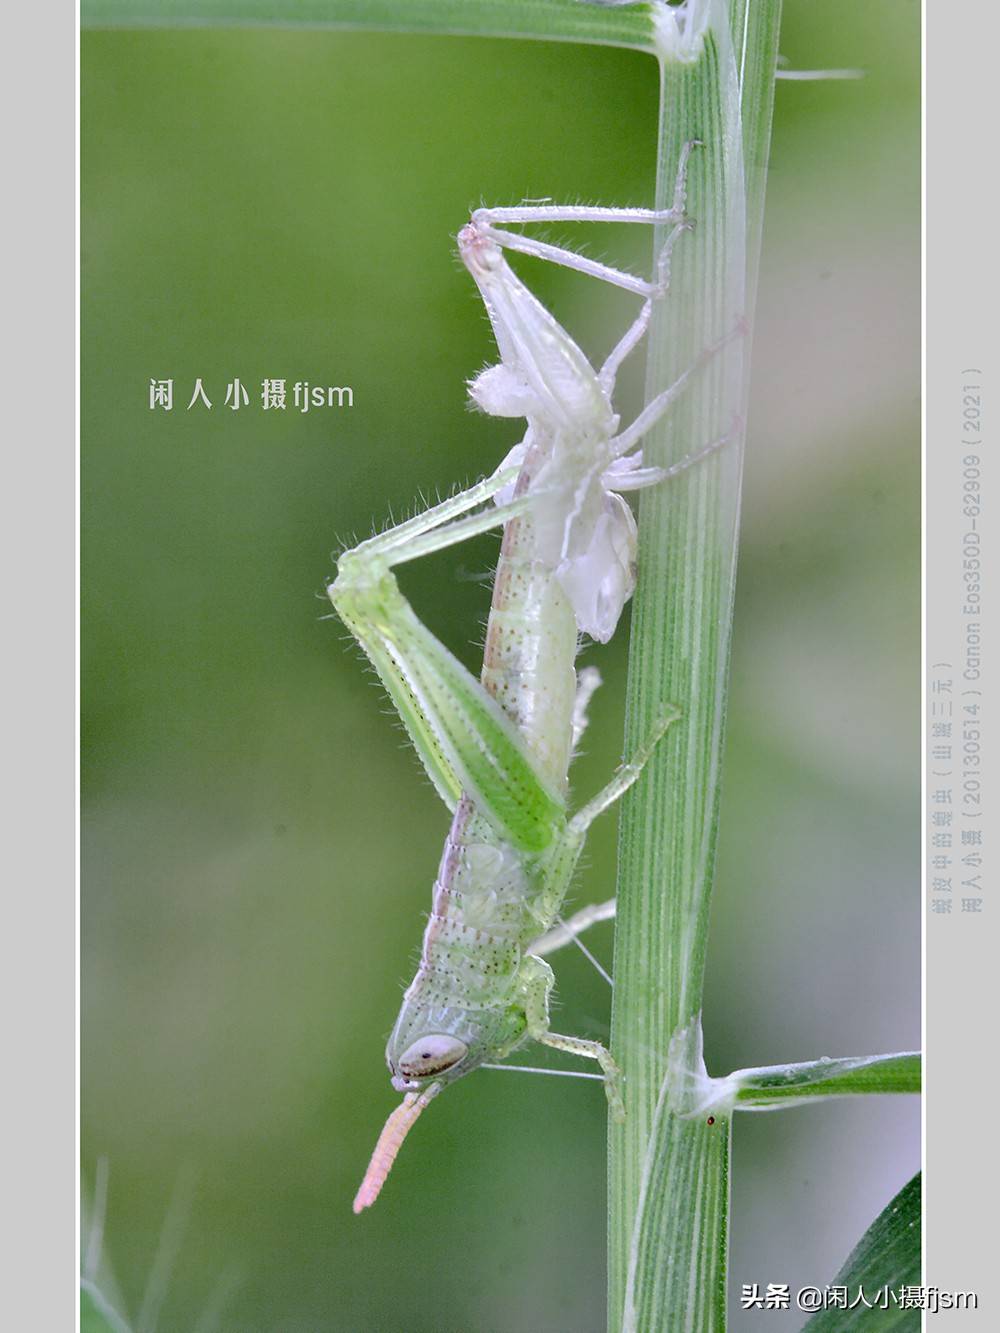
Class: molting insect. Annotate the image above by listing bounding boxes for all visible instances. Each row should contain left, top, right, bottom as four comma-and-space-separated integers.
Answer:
327, 143, 734, 1212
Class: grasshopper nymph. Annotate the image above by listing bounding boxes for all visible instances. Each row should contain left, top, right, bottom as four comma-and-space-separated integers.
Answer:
328, 144, 734, 1211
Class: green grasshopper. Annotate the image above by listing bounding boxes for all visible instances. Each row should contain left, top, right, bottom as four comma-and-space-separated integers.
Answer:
329, 145, 731, 1211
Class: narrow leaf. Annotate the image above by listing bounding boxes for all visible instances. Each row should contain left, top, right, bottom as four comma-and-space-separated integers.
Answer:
730, 1052, 921, 1110
81, 0, 658, 50
803, 1173, 921, 1331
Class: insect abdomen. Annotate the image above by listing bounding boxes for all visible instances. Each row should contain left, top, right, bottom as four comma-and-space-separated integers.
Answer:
408, 802, 544, 1006
482, 511, 578, 792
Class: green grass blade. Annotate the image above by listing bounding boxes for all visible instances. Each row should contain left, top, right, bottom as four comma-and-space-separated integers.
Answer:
731, 1052, 921, 1109
80, 1282, 132, 1333
803, 1173, 922, 1331
81, 0, 658, 50
607, 1, 782, 1328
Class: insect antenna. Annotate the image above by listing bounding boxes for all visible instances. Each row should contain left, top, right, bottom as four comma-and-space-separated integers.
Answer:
480, 1063, 603, 1081
554, 911, 614, 987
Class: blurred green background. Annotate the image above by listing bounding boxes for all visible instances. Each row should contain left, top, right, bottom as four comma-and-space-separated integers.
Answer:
82, 4, 919, 1329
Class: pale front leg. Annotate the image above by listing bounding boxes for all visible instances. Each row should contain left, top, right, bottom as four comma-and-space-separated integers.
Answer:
570, 666, 602, 750
518, 955, 626, 1121
598, 217, 694, 395
602, 422, 737, 494
529, 897, 617, 957
470, 141, 701, 304
568, 705, 682, 838
609, 309, 747, 461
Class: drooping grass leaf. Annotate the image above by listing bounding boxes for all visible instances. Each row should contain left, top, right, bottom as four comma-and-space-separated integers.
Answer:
731, 1052, 921, 1109
82, 0, 658, 50
804, 1173, 921, 1331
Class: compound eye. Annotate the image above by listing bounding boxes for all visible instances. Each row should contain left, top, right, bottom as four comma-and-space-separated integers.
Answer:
397, 1035, 468, 1078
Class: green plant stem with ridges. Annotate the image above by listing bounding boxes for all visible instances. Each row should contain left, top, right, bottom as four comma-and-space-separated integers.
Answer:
608, 2, 782, 1328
